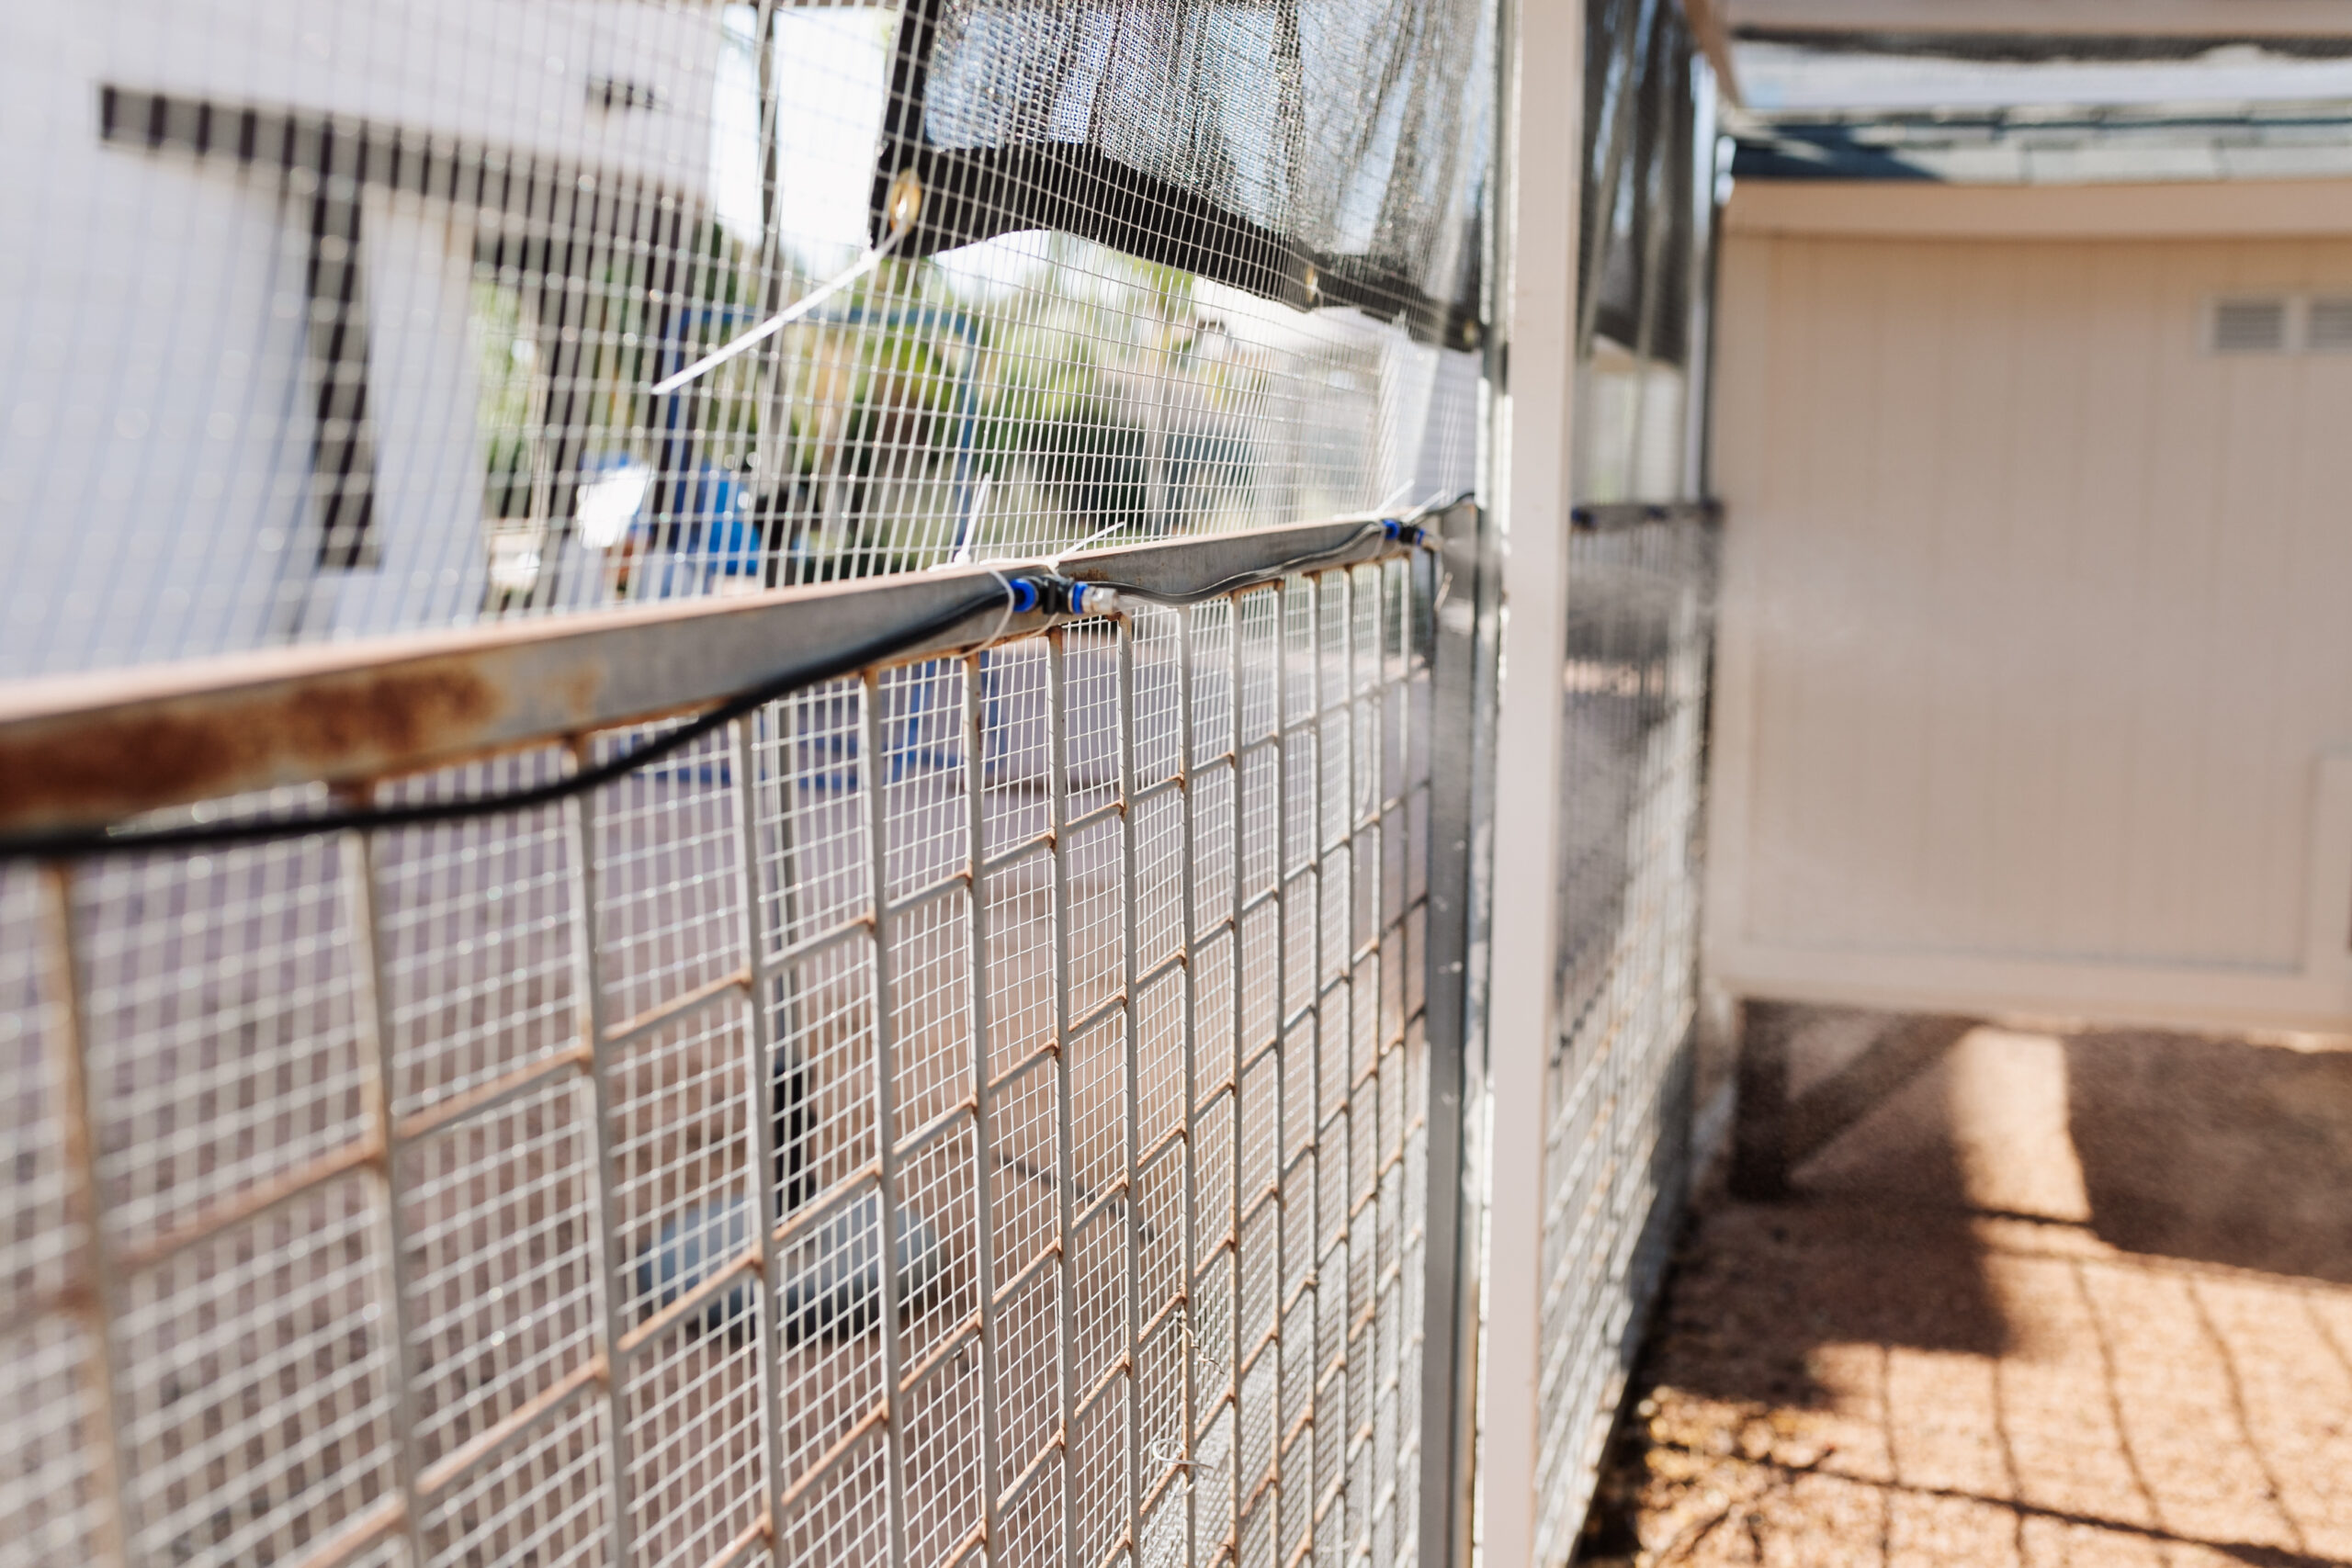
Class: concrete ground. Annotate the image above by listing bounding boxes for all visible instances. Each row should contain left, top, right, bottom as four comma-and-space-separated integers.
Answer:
1581, 1018, 2352, 1568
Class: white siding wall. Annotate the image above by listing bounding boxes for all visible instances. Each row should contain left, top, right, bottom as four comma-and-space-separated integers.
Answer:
1707, 213, 2352, 1030
0, 1, 719, 674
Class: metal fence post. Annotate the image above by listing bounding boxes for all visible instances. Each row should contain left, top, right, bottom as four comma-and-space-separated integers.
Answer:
1046, 630, 1083, 1568
1417, 502, 1498, 1568
1226, 600, 1250, 1568
563, 739, 641, 1568
729, 715, 791, 1553
858, 671, 913, 1568
1174, 603, 1202, 1568
1482, 0, 1589, 1556
1268, 580, 1295, 1562
1115, 618, 1146, 1565
339, 816, 431, 1563
958, 658, 1005, 1567
36, 865, 136, 1568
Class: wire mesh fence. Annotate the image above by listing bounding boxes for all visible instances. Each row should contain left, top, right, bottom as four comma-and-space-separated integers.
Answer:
0, 547, 1437, 1568
2, 1, 1487, 679
1532, 508, 1716, 1565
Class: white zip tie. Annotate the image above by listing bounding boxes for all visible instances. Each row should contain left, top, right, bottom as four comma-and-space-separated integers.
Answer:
978, 568, 1020, 651
948, 473, 994, 566
1042, 516, 1128, 574
650, 172, 924, 397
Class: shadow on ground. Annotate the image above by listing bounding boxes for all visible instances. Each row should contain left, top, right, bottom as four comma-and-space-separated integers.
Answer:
2067, 1030, 2352, 1286
1627, 1010, 2016, 1421
1633, 1021, 2352, 1413
1577, 1015, 2352, 1566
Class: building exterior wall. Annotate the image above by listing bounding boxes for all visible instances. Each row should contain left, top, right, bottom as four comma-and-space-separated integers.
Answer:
1707, 207, 2352, 1030
0, 1, 719, 674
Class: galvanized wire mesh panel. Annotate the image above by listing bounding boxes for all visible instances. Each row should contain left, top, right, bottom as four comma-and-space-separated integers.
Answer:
1, 551, 1435, 1568
1, 2, 1485, 679
1532, 513, 1715, 1564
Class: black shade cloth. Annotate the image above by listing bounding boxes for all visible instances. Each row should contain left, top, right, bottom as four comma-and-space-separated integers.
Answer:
869, 0, 1490, 344
1577, 0, 1696, 364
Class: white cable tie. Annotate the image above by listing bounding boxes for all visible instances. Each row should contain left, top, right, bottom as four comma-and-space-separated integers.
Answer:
649, 234, 900, 396
1330, 483, 1421, 525
1407, 485, 1459, 522
978, 567, 1020, 651
947, 472, 994, 565
1042, 516, 1127, 575
650, 172, 924, 397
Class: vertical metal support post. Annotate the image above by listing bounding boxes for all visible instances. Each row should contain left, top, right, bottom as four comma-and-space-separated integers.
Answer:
958, 656, 1004, 1564
1418, 505, 1496, 1568
858, 671, 912, 1568
1046, 631, 1082, 1568
1333, 572, 1350, 1544
1396, 556, 1424, 1561
1176, 604, 1201, 1568
1303, 577, 1331, 1563
729, 716, 790, 1553
1683, 58, 1724, 504
339, 817, 429, 1562
1359, 567, 1377, 1553
35, 864, 135, 1568
1619, 37, 1678, 510
1484, 0, 1589, 1549
1360, 570, 1376, 1540
1574, 0, 1655, 361
1226, 597, 1249, 1568
1116, 619, 1146, 1562
562, 739, 639, 1567
1268, 580, 1293, 1558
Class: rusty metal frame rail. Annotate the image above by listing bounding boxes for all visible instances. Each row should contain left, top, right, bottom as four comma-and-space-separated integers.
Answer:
0, 519, 1400, 839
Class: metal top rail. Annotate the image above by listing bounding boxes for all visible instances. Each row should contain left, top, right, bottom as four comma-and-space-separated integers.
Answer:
0, 520, 1412, 840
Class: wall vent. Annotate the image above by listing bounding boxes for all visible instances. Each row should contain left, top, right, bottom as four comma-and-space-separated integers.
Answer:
2212, 297, 2290, 354
2307, 297, 2352, 352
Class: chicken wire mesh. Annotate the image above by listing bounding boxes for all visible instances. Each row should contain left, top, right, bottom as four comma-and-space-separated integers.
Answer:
1532, 511, 1715, 1565
0, 553, 1439, 1568
0, 0, 1488, 679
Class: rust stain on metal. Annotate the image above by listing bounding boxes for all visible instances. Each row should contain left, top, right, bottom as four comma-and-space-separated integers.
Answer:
557, 661, 604, 718
0, 658, 507, 831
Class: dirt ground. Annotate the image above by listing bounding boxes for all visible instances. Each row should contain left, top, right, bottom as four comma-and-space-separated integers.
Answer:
1580, 1018, 2352, 1568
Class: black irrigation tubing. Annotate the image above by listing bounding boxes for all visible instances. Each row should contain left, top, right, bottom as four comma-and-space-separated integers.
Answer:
1078, 518, 1396, 606
0, 580, 1017, 862
0, 512, 1454, 862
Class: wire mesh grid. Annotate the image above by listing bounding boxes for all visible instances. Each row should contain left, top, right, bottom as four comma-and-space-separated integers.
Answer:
1531, 513, 1715, 1566
0, 551, 1436, 1568
2, 1, 1486, 680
